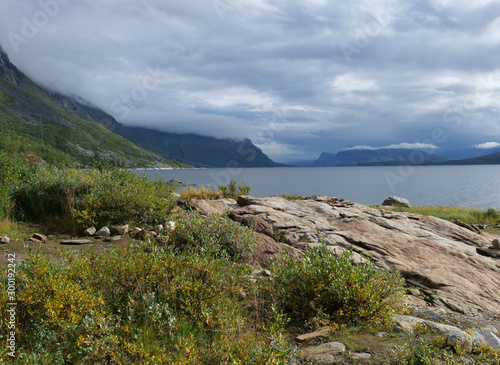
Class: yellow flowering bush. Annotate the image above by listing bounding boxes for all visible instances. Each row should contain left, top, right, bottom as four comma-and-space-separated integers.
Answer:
0, 242, 297, 364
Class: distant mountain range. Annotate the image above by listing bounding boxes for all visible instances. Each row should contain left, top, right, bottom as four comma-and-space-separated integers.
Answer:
0, 46, 279, 168
307, 148, 500, 167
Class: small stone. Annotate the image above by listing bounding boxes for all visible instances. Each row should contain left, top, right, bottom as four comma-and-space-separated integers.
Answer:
154, 224, 164, 234
165, 221, 176, 230
447, 330, 473, 354
110, 235, 122, 241
95, 227, 111, 237
351, 353, 372, 360
84, 227, 96, 236
118, 224, 130, 235
0, 236, 10, 244
492, 239, 500, 250
382, 196, 411, 208
407, 288, 420, 296
262, 269, 272, 277
375, 332, 389, 338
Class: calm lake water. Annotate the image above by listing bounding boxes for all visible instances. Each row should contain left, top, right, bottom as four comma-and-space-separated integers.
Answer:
138, 165, 500, 209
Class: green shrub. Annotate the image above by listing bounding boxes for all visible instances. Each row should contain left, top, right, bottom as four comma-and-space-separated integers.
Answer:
0, 151, 36, 217
0, 243, 298, 364
179, 185, 222, 200
217, 179, 251, 199
13, 167, 177, 231
162, 211, 255, 261
269, 246, 406, 325
392, 338, 500, 364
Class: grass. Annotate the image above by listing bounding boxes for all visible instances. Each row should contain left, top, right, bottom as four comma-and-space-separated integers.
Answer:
387, 205, 500, 231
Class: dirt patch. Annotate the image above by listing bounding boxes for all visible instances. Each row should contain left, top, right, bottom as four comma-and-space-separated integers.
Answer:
0, 233, 137, 266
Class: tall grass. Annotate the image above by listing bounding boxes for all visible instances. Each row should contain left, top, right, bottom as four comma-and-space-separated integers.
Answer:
388, 205, 500, 226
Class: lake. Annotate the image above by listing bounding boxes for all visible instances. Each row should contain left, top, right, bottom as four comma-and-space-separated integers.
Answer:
137, 165, 500, 209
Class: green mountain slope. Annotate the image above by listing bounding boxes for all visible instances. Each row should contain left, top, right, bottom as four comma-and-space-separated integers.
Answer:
0, 47, 184, 168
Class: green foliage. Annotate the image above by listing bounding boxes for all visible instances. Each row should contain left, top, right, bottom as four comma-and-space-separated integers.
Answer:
281, 194, 305, 201
217, 179, 252, 199
179, 185, 222, 200
392, 338, 500, 364
162, 211, 256, 261
0, 88, 16, 105
0, 243, 298, 364
0, 151, 36, 217
269, 246, 406, 325
388, 205, 500, 226
12, 167, 178, 231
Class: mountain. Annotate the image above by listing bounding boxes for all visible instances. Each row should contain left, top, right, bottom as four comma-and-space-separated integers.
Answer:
0, 46, 180, 168
443, 151, 500, 165
441, 147, 500, 160
311, 148, 448, 166
0, 46, 279, 168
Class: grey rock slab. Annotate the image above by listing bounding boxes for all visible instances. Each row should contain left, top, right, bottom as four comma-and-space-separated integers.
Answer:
60, 239, 93, 245
470, 329, 500, 350
300, 342, 346, 363
351, 352, 372, 360
296, 327, 333, 342
0, 236, 10, 244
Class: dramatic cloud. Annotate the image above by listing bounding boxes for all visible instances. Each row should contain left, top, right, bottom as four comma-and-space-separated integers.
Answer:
1, 0, 500, 162
475, 142, 500, 149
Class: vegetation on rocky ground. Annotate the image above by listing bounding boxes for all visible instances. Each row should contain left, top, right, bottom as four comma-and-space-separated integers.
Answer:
388, 205, 500, 227
1, 151, 499, 364
179, 179, 252, 200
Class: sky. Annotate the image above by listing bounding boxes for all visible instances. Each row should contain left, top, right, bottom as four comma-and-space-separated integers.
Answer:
1, 0, 500, 163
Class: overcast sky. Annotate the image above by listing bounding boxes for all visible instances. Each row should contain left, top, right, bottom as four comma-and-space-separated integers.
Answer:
1, 0, 500, 162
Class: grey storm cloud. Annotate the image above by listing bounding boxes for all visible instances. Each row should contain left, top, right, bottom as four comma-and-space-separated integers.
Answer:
1, 0, 500, 162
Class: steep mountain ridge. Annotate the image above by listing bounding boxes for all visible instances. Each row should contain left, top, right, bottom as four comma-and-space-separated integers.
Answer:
0, 46, 175, 167
0, 46, 279, 168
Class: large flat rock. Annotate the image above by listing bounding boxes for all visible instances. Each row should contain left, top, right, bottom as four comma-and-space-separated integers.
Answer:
189, 196, 500, 317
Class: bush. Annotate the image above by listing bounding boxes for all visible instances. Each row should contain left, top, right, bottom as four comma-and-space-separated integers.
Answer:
0, 243, 298, 364
269, 246, 406, 325
0, 151, 35, 217
392, 338, 500, 364
179, 185, 222, 200
217, 179, 251, 200
162, 211, 256, 261
13, 167, 178, 231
